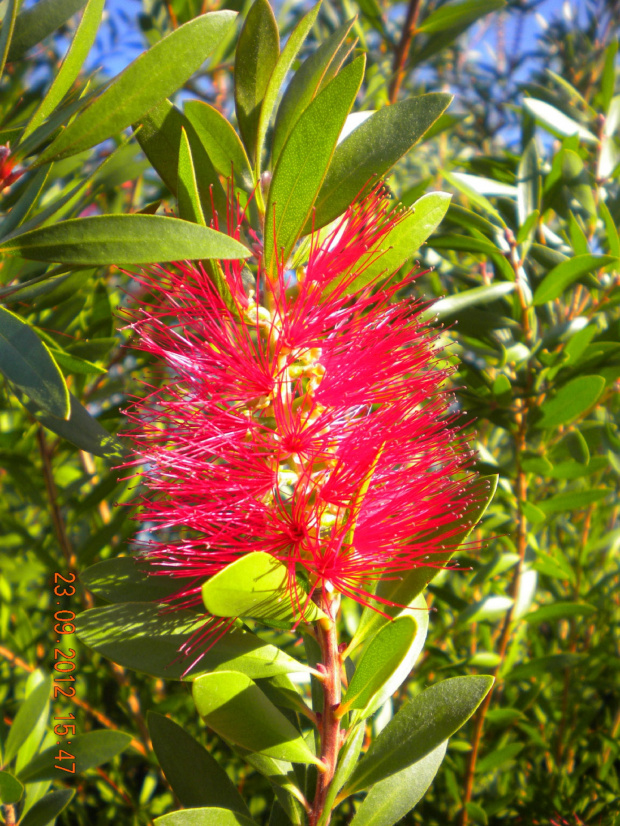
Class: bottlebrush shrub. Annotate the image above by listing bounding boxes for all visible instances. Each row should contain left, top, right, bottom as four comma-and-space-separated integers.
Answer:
72, 2, 497, 824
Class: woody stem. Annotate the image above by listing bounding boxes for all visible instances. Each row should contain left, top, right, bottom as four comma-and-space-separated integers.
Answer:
310, 595, 342, 826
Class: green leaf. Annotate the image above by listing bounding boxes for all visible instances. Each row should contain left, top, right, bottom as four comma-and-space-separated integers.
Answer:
524, 602, 596, 624
19, 731, 131, 782
0, 771, 24, 805
0, 166, 53, 241
235, 0, 279, 163
184, 101, 253, 189
75, 602, 312, 680
134, 99, 184, 194
156, 810, 257, 826
347, 476, 498, 656
263, 55, 365, 272
418, 0, 505, 34
19, 790, 75, 826
341, 612, 425, 717
537, 488, 610, 515
535, 375, 605, 428
193, 671, 322, 765
342, 676, 493, 796
20, 390, 125, 462
201, 552, 326, 625
309, 94, 452, 232
523, 99, 598, 144
505, 653, 583, 682
348, 742, 447, 826
0, 307, 70, 419
255, 2, 321, 174
4, 677, 51, 765
0, 215, 251, 265
475, 743, 523, 774
81, 557, 196, 604
38, 11, 237, 163
178, 128, 206, 226
599, 198, 620, 257
7, 0, 86, 62
533, 254, 618, 305
458, 596, 513, 625
148, 712, 252, 816
22, 0, 105, 141
271, 18, 355, 167
0, 0, 18, 80
517, 139, 539, 227
431, 283, 516, 322
337, 192, 451, 295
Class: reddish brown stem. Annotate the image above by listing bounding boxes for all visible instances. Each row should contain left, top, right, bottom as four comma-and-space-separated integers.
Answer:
309, 597, 342, 826
389, 0, 422, 103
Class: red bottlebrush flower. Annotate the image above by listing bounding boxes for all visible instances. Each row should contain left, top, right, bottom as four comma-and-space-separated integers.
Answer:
0, 144, 24, 192
121, 185, 477, 645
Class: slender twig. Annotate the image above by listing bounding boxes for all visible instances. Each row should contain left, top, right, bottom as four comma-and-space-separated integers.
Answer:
309, 595, 342, 826
389, 0, 422, 103
36, 427, 78, 574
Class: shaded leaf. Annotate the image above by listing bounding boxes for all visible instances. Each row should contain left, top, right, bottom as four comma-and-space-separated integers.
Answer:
177, 128, 206, 225
81, 557, 196, 604
19, 790, 75, 826
3, 677, 52, 765
75, 602, 311, 680
148, 712, 251, 816
156, 810, 257, 826
524, 602, 596, 625
19, 731, 131, 782
134, 99, 184, 194
537, 488, 610, 515
418, 0, 505, 34
7, 0, 86, 62
0, 771, 23, 805
184, 101, 253, 188
0, 307, 69, 419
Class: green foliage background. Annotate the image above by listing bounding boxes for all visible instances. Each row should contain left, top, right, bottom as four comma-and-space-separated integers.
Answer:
0, 0, 619, 824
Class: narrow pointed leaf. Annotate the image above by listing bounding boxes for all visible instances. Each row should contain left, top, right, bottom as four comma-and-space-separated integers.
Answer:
20, 390, 125, 462
535, 376, 605, 428
271, 18, 355, 166
255, 2, 321, 173
264, 55, 365, 272
193, 671, 322, 765
134, 99, 184, 194
523, 98, 598, 143
75, 602, 312, 679
348, 742, 448, 826
309, 93, 452, 232
202, 552, 326, 624
178, 129, 206, 225
0, 215, 251, 265
19, 790, 75, 826
0, 308, 70, 419
184, 101, 253, 188
341, 616, 419, 714
38, 11, 237, 163
235, 0, 279, 162
418, 0, 505, 34
22, 0, 105, 140
431, 283, 516, 321
148, 713, 252, 816
7, 0, 86, 62
335, 192, 451, 295
0, 772, 23, 805
343, 676, 493, 795
533, 254, 618, 305
156, 810, 257, 826
19, 731, 131, 782
3, 677, 52, 765
0, 0, 18, 80
517, 139, 539, 226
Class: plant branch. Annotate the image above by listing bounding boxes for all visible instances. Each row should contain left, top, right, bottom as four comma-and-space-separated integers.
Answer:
389, 0, 422, 103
